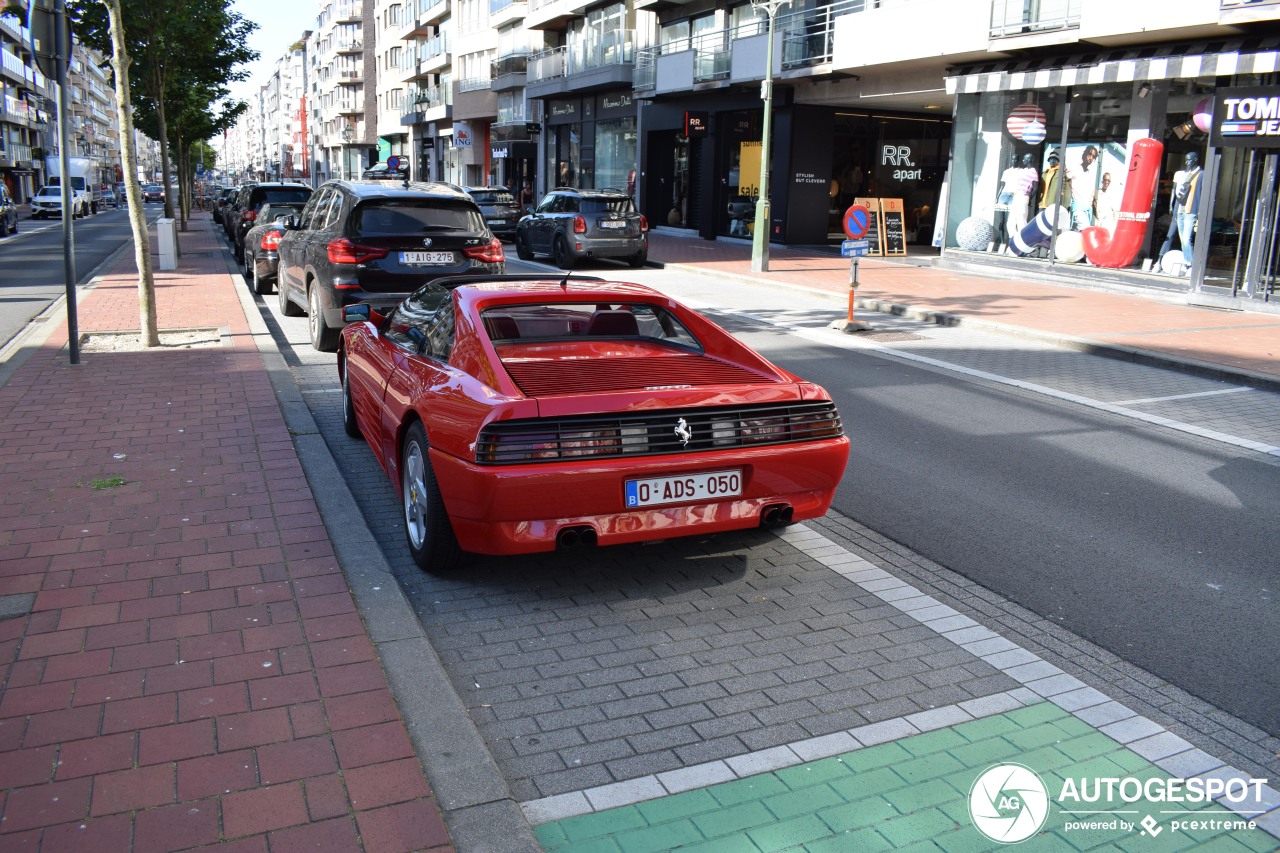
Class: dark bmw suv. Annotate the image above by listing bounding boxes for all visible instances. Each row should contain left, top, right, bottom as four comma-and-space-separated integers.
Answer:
464, 186, 523, 241
515, 187, 648, 270
276, 180, 505, 351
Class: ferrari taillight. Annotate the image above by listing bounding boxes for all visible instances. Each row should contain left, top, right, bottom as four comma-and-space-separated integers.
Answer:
327, 238, 389, 265
573, 216, 586, 234
260, 230, 282, 251
464, 238, 505, 264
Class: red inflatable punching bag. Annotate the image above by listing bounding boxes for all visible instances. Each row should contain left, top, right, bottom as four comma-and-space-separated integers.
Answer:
1082, 137, 1163, 268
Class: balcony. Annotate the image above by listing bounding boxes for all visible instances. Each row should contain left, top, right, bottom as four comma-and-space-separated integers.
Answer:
990, 0, 1081, 38
335, 38, 364, 53
419, 0, 449, 27
490, 0, 526, 28
491, 51, 528, 91
401, 83, 452, 125
526, 30, 634, 98
335, 2, 362, 22
525, 0, 581, 31
334, 99, 364, 115
337, 68, 364, 83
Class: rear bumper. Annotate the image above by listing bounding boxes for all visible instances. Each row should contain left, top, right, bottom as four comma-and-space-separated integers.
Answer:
430, 437, 849, 555
572, 235, 648, 260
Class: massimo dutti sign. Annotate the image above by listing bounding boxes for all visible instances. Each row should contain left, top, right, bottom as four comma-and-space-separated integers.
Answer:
1210, 86, 1280, 149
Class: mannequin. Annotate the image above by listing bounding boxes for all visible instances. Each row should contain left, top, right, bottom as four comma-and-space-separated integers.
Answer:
1158, 151, 1202, 265
1008, 153, 1039, 236
1175, 151, 1202, 266
1093, 172, 1117, 232
1039, 151, 1068, 210
1065, 145, 1099, 229
992, 153, 1016, 252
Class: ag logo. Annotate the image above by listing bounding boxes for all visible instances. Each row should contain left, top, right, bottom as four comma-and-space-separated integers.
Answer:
968, 763, 1050, 844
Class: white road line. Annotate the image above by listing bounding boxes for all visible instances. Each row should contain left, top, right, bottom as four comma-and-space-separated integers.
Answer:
694, 303, 1280, 459
1107, 387, 1254, 406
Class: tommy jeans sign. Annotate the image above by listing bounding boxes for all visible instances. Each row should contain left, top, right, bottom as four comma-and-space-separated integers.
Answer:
1210, 86, 1280, 149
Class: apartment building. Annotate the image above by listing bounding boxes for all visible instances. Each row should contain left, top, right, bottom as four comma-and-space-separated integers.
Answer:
489, 1, 540, 194
0, 12, 50, 204
398, 0, 455, 182
373, 0, 410, 168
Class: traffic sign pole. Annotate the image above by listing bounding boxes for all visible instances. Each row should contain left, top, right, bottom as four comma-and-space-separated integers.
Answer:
828, 236, 872, 333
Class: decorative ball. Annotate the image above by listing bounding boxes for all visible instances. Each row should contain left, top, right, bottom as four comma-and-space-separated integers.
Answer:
1054, 230, 1085, 262
1021, 120, 1046, 145
1193, 97, 1214, 133
1161, 250, 1187, 275
1007, 103, 1047, 140
956, 216, 996, 251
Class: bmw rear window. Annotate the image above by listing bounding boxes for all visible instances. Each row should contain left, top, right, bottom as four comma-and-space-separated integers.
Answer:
471, 191, 515, 205
580, 198, 635, 215
353, 201, 485, 236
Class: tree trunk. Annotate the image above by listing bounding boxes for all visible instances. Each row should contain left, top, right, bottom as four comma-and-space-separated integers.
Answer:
103, 0, 159, 347
155, 68, 173, 221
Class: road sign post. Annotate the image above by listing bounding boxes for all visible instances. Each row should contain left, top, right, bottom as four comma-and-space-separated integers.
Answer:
829, 236, 872, 333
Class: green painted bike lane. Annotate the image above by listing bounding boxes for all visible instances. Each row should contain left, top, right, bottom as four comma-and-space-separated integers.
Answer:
533, 702, 1278, 853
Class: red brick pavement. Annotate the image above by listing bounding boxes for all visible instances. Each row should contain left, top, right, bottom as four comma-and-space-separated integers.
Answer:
0, 219, 453, 851
646, 232, 1280, 381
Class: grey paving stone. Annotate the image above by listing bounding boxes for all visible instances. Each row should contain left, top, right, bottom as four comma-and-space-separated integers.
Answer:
583, 776, 668, 811
1100, 715, 1165, 744
959, 691, 1023, 719
1026, 673, 1088, 698
1155, 747, 1225, 778
850, 717, 921, 747
1127, 731, 1195, 762
725, 745, 800, 777
1050, 686, 1111, 713
790, 731, 861, 762
520, 791, 591, 825
658, 761, 736, 793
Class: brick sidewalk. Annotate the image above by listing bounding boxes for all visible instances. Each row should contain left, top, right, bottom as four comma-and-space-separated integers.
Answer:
645, 232, 1280, 384
0, 219, 453, 851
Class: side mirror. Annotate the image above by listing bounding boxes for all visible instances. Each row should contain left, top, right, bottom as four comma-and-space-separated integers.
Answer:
343, 304, 371, 323
286, 214, 301, 230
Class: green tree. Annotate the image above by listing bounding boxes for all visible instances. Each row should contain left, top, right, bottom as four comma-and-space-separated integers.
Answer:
68, 0, 256, 345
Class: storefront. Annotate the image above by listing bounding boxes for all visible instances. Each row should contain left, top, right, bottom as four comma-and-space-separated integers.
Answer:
543, 92, 637, 194
943, 37, 1279, 304
638, 97, 949, 246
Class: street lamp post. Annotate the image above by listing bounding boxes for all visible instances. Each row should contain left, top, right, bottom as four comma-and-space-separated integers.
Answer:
340, 124, 352, 180
750, 0, 789, 273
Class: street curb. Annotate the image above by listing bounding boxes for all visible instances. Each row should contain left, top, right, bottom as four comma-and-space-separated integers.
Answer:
220, 238, 541, 852
654, 259, 1280, 395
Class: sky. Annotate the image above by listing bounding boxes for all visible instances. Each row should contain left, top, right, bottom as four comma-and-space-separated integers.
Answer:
227, 0, 320, 105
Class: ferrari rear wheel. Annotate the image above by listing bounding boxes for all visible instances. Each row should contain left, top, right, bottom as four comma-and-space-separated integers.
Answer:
340, 358, 361, 438
401, 422, 464, 573
553, 235, 575, 270
515, 231, 534, 261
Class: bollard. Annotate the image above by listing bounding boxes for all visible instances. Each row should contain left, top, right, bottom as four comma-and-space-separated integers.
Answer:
157, 217, 178, 270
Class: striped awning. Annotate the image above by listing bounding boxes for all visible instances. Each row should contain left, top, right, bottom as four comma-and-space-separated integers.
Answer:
946, 35, 1280, 95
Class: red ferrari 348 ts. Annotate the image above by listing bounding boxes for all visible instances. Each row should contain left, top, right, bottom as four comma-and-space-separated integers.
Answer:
338, 274, 850, 572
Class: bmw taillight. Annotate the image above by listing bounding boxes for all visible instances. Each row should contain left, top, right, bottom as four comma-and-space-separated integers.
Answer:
260, 230, 282, 251
327, 238, 390, 264
640, 215, 649, 233
463, 238, 505, 264
573, 216, 586, 234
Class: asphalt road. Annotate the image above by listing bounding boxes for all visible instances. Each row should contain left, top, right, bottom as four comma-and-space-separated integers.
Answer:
724, 318, 1280, 737
0, 207, 152, 350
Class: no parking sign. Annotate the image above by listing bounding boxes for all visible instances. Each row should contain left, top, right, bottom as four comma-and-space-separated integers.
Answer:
843, 203, 871, 240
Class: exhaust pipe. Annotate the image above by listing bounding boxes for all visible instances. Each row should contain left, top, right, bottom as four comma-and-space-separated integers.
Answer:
556, 525, 597, 550
760, 504, 793, 529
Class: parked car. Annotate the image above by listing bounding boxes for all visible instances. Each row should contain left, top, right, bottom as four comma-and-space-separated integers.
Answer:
0, 184, 17, 235
231, 182, 314, 265
515, 187, 648, 270
142, 184, 165, 203
240, 201, 307, 295
222, 182, 257, 239
213, 186, 239, 227
31, 185, 89, 219
464, 186, 523, 241
337, 274, 850, 571
277, 179, 505, 352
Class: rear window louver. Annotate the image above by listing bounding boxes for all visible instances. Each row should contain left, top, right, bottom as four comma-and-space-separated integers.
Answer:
475, 401, 843, 465
501, 354, 767, 396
